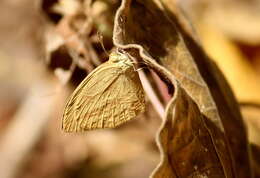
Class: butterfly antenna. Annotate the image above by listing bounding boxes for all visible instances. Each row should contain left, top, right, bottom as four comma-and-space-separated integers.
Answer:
97, 31, 109, 56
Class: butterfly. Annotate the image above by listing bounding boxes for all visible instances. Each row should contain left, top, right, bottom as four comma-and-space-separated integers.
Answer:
62, 51, 145, 132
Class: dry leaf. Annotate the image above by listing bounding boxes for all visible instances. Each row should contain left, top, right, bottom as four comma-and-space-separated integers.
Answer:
251, 144, 260, 177
152, 85, 226, 177
113, 0, 253, 177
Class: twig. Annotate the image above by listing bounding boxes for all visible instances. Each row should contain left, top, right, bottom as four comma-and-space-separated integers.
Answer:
239, 102, 260, 110
137, 70, 165, 120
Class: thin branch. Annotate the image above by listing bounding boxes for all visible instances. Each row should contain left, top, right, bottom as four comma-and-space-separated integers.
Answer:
138, 70, 165, 120
239, 102, 260, 110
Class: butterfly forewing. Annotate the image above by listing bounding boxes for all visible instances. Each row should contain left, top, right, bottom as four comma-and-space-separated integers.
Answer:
62, 52, 145, 132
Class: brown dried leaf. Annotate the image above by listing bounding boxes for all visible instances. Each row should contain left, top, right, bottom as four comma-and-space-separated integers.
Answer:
113, 0, 252, 177
251, 144, 260, 178
151, 85, 226, 177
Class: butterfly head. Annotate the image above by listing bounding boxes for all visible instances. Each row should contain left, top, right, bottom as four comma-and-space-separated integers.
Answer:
109, 52, 132, 66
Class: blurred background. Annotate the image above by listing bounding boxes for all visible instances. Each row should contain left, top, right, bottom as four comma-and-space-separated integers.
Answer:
0, 0, 259, 178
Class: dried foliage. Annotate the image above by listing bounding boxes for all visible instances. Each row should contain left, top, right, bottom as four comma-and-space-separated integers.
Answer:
113, 0, 252, 177
0, 0, 260, 178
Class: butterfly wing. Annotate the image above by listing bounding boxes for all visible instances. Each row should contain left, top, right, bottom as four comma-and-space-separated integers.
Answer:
62, 63, 145, 132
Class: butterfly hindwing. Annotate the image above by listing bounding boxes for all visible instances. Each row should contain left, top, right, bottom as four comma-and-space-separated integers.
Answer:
62, 61, 145, 132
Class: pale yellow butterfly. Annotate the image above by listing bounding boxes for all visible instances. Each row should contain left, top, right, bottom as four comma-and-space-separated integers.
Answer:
62, 51, 145, 132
